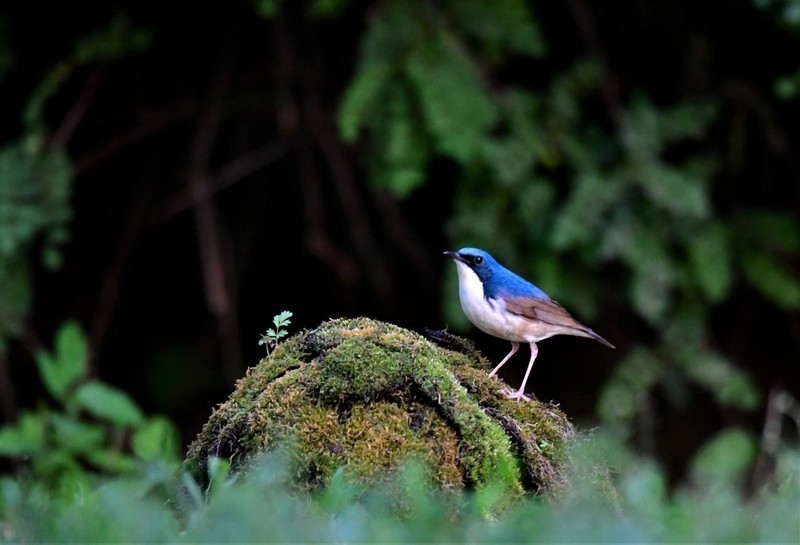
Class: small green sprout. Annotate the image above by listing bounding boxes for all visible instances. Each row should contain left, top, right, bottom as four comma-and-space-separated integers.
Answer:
259, 310, 293, 356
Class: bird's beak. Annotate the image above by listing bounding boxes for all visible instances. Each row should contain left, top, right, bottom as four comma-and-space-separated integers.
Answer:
443, 251, 467, 264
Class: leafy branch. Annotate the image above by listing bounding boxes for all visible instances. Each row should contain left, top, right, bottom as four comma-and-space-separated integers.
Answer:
0, 321, 180, 487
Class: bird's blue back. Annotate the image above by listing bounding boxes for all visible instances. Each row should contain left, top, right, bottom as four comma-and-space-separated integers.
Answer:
457, 248, 549, 300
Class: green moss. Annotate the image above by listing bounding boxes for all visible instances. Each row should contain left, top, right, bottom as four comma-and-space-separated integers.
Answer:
185, 317, 575, 497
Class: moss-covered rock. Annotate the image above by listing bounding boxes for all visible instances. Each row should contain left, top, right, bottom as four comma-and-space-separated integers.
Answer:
184, 317, 575, 497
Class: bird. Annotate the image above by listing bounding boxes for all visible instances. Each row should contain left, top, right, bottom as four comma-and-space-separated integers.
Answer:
444, 247, 614, 401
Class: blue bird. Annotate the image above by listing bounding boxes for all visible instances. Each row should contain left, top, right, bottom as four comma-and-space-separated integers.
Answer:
444, 247, 614, 401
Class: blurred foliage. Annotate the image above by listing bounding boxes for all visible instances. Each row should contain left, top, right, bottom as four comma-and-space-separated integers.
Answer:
0, 16, 149, 352
339, 0, 545, 197
339, 0, 800, 446
3, 324, 795, 542
1, 432, 798, 542
755, 0, 800, 98
0, 322, 180, 489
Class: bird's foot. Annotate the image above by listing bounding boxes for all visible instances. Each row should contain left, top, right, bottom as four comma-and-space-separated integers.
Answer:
500, 387, 531, 402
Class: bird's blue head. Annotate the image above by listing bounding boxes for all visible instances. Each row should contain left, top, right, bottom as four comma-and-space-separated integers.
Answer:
443, 247, 501, 283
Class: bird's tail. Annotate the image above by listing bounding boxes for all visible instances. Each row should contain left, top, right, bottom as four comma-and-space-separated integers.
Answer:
581, 328, 615, 349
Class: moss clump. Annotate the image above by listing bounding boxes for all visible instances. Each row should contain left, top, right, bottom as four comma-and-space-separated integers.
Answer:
184, 317, 575, 497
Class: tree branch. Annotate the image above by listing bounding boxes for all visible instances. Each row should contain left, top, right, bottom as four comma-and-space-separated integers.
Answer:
152, 139, 291, 224
303, 70, 392, 299
73, 99, 200, 174
50, 70, 103, 150
566, 0, 626, 131
272, 14, 360, 285
189, 71, 242, 382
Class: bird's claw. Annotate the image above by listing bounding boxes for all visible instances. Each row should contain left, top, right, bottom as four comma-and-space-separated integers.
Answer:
500, 387, 531, 402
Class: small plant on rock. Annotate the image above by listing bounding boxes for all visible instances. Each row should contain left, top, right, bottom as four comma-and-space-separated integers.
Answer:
258, 310, 293, 357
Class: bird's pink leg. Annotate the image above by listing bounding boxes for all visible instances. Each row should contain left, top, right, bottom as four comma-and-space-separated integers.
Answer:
489, 342, 519, 377
511, 342, 539, 402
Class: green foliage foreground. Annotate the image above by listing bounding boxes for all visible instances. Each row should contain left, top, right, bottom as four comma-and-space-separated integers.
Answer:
0, 320, 797, 542
2, 435, 798, 543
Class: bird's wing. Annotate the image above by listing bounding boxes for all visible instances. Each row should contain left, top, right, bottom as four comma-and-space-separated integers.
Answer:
503, 296, 583, 329
503, 295, 616, 348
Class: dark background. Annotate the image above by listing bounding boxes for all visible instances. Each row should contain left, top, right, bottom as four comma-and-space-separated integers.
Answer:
1, 0, 798, 483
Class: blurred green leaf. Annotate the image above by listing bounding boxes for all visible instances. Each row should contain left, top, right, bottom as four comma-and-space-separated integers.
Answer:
255, 0, 280, 18
307, 0, 350, 18
598, 347, 662, 424
0, 412, 45, 456
182, 472, 206, 511
448, 0, 546, 60
635, 162, 710, 219
687, 222, 732, 302
551, 173, 624, 251
0, 257, 31, 343
86, 450, 137, 473
620, 461, 667, 522
683, 352, 760, 410
623, 220, 677, 324
36, 321, 88, 402
407, 31, 498, 162
314, 467, 363, 513
338, 60, 392, 143
50, 414, 105, 454
370, 84, 430, 197
3, 442, 798, 543
734, 209, 800, 253
0, 143, 73, 260
74, 15, 151, 64
74, 381, 145, 427
207, 456, 233, 499
774, 69, 800, 99
742, 252, 800, 309
690, 429, 757, 486
133, 417, 180, 464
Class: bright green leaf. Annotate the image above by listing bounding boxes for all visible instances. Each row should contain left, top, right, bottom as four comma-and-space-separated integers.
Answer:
35, 321, 87, 401
273, 310, 292, 327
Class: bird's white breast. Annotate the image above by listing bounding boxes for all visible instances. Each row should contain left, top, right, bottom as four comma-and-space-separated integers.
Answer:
454, 262, 523, 342
453, 261, 565, 343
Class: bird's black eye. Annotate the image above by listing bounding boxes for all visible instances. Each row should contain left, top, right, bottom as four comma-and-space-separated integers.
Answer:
474, 255, 484, 265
